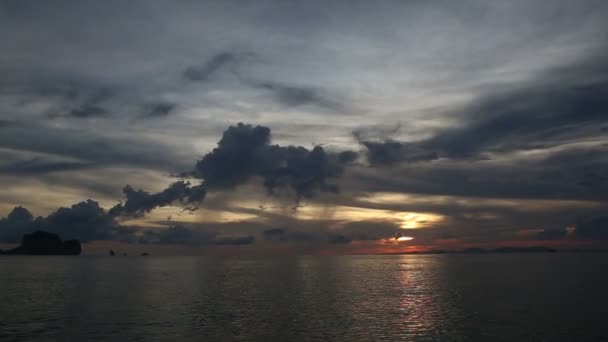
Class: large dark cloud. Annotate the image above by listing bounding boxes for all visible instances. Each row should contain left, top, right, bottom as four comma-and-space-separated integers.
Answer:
109, 181, 207, 218
0, 200, 119, 243
102, 123, 357, 218
192, 123, 356, 200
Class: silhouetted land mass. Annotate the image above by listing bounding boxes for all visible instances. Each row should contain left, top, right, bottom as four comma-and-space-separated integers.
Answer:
0, 231, 81, 255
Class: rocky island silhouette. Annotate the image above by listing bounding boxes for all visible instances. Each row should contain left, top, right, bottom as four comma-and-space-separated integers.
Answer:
0, 231, 81, 255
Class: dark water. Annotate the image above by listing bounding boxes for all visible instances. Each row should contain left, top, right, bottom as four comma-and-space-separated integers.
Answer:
1, 254, 608, 341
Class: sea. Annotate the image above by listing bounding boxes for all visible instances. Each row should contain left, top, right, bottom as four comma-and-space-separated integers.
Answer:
1, 254, 607, 341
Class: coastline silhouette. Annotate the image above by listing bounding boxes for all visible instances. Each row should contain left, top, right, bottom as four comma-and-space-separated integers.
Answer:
0, 231, 81, 255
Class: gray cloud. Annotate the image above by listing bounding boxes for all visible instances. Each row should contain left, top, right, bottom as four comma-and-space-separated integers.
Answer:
357, 139, 439, 166
184, 51, 348, 112
251, 81, 345, 111
0, 157, 92, 175
183, 52, 239, 82
420, 51, 608, 158
63, 105, 108, 119
2, 0, 608, 250
142, 102, 176, 118
0, 122, 193, 172
351, 145, 608, 203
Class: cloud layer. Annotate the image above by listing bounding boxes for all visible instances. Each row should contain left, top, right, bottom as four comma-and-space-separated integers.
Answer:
1, 0, 608, 252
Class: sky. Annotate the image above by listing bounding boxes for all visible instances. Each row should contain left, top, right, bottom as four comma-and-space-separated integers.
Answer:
1, 0, 607, 254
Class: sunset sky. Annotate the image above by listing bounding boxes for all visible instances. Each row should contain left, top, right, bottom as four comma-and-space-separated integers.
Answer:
1, 0, 607, 254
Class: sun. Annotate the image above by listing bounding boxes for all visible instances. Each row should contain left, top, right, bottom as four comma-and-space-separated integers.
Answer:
396, 236, 414, 242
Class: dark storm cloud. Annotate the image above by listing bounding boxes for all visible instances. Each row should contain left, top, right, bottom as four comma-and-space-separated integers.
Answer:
0, 200, 119, 243
75, 123, 356, 220
183, 52, 238, 82
192, 123, 356, 200
109, 181, 207, 218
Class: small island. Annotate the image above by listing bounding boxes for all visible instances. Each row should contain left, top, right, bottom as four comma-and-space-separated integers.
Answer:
0, 231, 81, 255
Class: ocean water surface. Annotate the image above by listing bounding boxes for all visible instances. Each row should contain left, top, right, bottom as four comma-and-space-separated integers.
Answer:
1, 254, 607, 341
